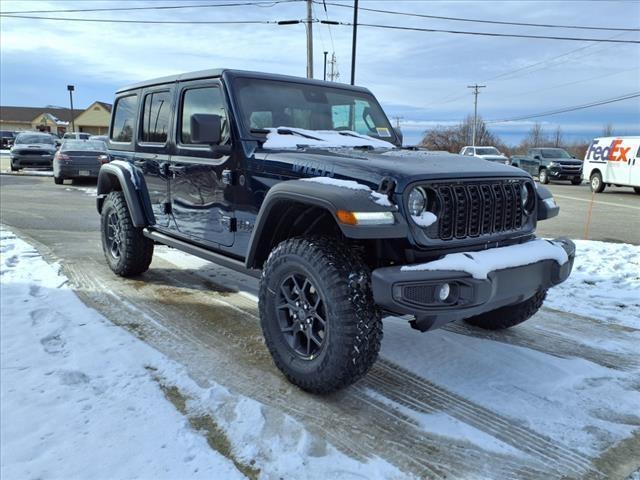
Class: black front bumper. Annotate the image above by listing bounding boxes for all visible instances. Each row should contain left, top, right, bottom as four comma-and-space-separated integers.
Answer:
11, 154, 54, 168
371, 238, 575, 331
549, 165, 581, 179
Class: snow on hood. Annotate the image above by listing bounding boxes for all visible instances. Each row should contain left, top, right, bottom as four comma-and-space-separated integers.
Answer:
300, 176, 393, 207
261, 127, 396, 150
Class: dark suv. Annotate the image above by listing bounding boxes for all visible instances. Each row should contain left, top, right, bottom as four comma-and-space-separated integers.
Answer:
512, 148, 583, 185
97, 69, 575, 393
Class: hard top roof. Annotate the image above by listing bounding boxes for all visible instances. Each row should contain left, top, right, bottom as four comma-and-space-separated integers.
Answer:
116, 69, 371, 94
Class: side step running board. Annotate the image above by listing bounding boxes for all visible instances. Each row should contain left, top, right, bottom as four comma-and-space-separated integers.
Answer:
143, 228, 261, 279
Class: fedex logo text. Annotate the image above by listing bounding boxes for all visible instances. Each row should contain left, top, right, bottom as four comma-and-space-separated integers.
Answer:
587, 139, 631, 163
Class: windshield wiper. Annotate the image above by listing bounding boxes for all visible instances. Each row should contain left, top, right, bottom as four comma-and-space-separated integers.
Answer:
276, 128, 323, 141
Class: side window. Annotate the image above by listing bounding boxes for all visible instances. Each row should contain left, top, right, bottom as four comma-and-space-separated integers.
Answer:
140, 90, 171, 143
180, 86, 228, 144
111, 94, 138, 143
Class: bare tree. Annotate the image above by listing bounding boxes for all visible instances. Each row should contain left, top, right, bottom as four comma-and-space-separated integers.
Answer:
525, 123, 547, 147
553, 126, 563, 147
420, 115, 503, 153
602, 123, 615, 136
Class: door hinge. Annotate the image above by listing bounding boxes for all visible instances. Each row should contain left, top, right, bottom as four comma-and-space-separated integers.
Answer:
221, 169, 235, 186
221, 215, 237, 232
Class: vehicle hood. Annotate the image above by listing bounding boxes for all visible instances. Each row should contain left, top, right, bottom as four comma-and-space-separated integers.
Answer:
261, 148, 529, 192
11, 143, 56, 151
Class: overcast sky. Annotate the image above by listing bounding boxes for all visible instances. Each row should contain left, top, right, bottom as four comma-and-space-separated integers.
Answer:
1, 0, 639, 145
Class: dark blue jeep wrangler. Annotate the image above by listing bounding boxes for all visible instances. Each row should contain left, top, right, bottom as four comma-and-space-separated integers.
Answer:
97, 69, 575, 393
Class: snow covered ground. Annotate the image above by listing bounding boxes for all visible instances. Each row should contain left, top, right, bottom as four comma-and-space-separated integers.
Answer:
0, 228, 401, 480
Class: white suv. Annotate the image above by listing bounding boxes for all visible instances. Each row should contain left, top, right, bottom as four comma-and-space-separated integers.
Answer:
460, 146, 510, 164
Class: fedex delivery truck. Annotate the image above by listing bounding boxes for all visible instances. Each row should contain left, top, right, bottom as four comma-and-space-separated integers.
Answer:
582, 136, 640, 193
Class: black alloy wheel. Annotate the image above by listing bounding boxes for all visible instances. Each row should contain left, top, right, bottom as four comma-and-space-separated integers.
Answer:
276, 272, 327, 359
106, 211, 123, 260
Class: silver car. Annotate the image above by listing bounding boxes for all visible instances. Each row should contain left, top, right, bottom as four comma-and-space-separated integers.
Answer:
9, 132, 57, 171
460, 146, 510, 165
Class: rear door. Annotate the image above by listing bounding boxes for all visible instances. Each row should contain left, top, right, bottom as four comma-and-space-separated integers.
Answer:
168, 80, 235, 247
135, 87, 174, 228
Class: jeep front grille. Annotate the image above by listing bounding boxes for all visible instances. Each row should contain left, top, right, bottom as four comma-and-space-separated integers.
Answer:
421, 179, 529, 241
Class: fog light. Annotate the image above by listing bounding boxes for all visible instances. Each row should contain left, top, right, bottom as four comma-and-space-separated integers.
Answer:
437, 283, 451, 302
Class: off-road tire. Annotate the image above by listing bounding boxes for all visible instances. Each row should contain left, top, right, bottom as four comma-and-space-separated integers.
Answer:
259, 236, 382, 394
54, 176, 63, 185
539, 168, 550, 184
464, 289, 547, 330
101, 191, 154, 277
570, 176, 582, 185
590, 172, 605, 193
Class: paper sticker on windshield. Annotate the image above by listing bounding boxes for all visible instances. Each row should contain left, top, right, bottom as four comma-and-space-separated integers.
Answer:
376, 127, 391, 137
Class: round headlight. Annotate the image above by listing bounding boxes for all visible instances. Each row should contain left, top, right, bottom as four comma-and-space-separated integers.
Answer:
408, 188, 426, 216
522, 183, 535, 213
521, 183, 529, 207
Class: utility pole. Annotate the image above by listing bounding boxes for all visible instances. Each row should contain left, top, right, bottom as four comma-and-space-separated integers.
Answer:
306, 0, 313, 79
323, 51, 328, 81
328, 53, 339, 81
392, 116, 404, 129
350, 0, 358, 85
67, 85, 75, 132
467, 84, 486, 148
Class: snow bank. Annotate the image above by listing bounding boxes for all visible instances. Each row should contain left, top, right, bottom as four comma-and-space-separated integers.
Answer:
401, 239, 568, 279
262, 127, 395, 150
545, 240, 640, 328
300, 177, 393, 208
0, 227, 402, 480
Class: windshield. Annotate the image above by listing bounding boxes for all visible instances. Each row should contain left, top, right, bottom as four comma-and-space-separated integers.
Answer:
61, 140, 106, 151
541, 149, 572, 159
475, 147, 501, 156
234, 78, 397, 144
15, 134, 54, 145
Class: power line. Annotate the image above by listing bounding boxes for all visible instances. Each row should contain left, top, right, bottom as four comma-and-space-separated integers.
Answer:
0, 14, 279, 25
324, 21, 640, 44
487, 92, 640, 123
1, 0, 300, 14
316, 1, 640, 32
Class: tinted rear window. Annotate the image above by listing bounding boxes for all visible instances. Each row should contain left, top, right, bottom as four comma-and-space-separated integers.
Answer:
15, 134, 54, 144
141, 90, 171, 143
111, 94, 138, 143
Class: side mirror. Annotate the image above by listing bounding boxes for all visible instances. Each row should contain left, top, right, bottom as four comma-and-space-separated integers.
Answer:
190, 114, 222, 145
392, 126, 403, 146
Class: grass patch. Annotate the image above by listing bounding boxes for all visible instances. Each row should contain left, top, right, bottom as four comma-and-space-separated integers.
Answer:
154, 378, 260, 480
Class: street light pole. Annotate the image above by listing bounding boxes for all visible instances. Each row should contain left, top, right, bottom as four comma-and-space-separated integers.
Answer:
467, 84, 485, 148
306, 0, 313, 79
67, 84, 75, 133
350, 0, 358, 85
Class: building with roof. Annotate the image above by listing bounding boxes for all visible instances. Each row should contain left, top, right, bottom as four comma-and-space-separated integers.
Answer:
0, 101, 112, 135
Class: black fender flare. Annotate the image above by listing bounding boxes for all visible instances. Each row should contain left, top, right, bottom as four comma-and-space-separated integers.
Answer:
96, 162, 155, 227
245, 179, 408, 268
535, 184, 559, 221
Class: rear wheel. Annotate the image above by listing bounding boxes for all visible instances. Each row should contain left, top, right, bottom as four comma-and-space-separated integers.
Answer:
590, 172, 605, 193
465, 290, 547, 330
633, 187, 640, 194
570, 176, 582, 185
259, 236, 382, 394
539, 168, 550, 184
100, 191, 154, 277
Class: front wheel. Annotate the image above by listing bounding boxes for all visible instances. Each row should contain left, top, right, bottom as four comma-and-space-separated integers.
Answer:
100, 191, 154, 277
633, 187, 640, 194
10, 163, 20, 172
571, 176, 582, 185
464, 290, 547, 330
54, 176, 63, 185
539, 168, 550, 184
259, 237, 382, 394
590, 172, 605, 193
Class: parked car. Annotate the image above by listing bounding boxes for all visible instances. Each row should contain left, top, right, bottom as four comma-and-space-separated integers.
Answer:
53, 140, 109, 184
62, 132, 91, 141
459, 146, 510, 164
89, 135, 109, 143
511, 148, 582, 185
9, 132, 57, 171
582, 136, 640, 193
1, 130, 15, 149
97, 68, 574, 393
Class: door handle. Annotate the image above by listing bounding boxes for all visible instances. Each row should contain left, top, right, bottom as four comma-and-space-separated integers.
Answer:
133, 160, 146, 167
168, 165, 186, 173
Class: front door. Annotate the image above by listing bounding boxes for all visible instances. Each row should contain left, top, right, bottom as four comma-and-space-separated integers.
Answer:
136, 88, 173, 227
168, 81, 234, 247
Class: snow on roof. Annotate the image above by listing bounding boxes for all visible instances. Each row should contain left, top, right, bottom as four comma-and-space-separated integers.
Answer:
262, 127, 395, 150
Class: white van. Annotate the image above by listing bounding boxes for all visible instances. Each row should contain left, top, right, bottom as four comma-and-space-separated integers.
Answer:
582, 136, 640, 193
